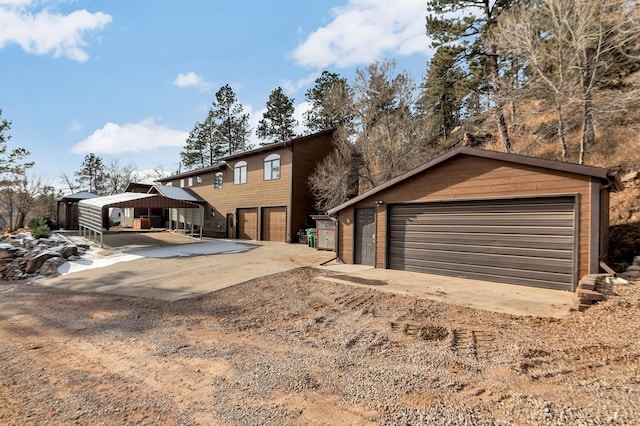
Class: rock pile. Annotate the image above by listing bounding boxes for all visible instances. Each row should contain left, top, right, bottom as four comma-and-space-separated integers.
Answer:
620, 255, 640, 279
0, 232, 88, 281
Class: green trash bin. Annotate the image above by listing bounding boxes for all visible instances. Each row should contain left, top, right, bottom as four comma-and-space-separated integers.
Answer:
306, 228, 317, 248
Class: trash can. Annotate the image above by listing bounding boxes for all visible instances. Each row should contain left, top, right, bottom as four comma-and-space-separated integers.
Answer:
306, 228, 317, 248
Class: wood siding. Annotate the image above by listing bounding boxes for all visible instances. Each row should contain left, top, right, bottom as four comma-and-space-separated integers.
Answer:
337, 155, 600, 284
291, 133, 335, 239
161, 133, 335, 241
162, 148, 291, 238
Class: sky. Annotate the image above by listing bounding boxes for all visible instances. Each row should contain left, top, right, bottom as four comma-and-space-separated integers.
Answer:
0, 0, 434, 193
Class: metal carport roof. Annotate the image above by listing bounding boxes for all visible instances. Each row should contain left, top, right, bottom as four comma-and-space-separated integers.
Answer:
78, 192, 201, 234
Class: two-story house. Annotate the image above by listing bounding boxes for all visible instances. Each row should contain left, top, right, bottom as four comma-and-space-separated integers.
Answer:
155, 129, 335, 242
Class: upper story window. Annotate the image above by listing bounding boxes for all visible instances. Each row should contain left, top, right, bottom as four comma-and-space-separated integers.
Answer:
196, 175, 202, 184
234, 161, 247, 185
166, 182, 173, 187
214, 172, 223, 189
188, 177, 193, 186
180, 178, 185, 188
264, 153, 281, 181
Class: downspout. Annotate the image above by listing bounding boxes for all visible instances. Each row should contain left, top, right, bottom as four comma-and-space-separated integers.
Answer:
287, 141, 294, 243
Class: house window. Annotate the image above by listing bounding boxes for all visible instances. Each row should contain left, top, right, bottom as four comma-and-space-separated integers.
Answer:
264, 153, 281, 181
188, 177, 193, 186
196, 175, 202, 184
180, 179, 185, 188
214, 172, 223, 189
234, 161, 247, 184
166, 182, 173, 187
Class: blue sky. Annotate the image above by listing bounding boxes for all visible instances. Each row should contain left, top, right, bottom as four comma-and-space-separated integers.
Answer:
0, 0, 433, 192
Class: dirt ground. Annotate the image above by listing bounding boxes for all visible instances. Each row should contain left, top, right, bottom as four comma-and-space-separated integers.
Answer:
1, 266, 640, 425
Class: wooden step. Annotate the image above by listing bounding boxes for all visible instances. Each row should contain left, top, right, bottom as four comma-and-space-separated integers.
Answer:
576, 288, 605, 301
571, 296, 593, 312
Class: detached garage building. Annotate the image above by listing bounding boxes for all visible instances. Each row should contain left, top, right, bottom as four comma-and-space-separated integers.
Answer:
328, 147, 623, 291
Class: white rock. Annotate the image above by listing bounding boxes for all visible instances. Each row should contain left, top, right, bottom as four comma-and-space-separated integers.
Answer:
606, 276, 630, 285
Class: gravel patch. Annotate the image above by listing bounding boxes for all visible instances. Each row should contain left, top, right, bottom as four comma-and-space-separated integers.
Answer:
1, 267, 639, 425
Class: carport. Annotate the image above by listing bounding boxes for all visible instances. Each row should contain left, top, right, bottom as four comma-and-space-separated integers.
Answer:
78, 192, 203, 246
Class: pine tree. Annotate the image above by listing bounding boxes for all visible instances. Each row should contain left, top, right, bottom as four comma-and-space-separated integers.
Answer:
180, 116, 224, 170
426, 0, 516, 151
180, 122, 208, 170
180, 85, 251, 169
303, 71, 354, 133
75, 153, 106, 194
211, 84, 251, 155
256, 87, 297, 145
417, 46, 467, 140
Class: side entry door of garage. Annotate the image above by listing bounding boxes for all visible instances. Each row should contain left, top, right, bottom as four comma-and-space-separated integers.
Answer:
388, 197, 576, 290
355, 208, 376, 266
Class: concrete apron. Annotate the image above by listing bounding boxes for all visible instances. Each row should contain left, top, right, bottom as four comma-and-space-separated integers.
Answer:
316, 265, 574, 319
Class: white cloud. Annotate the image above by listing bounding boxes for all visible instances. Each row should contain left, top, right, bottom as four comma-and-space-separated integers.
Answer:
0, 0, 32, 7
293, 101, 310, 135
244, 104, 262, 148
291, 0, 429, 68
67, 118, 82, 134
173, 72, 214, 92
0, 1, 112, 62
71, 119, 188, 155
281, 72, 320, 95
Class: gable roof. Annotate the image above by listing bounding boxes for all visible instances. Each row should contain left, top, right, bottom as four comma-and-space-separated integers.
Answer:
327, 146, 623, 215
59, 191, 99, 201
78, 192, 200, 210
124, 182, 153, 193
150, 184, 205, 203
155, 128, 335, 182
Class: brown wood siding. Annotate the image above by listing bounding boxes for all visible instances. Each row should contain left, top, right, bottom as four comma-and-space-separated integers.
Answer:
160, 133, 334, 241
339, 207, 355, 264
600, 187, 610, 264
337, 156, 595, 283
291, 133, 335, 240
238, 208, 258, 240
262, 206, 287, 242
163, 147, 292, 238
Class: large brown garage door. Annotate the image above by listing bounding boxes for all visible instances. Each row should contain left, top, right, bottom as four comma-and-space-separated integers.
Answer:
262, 206, 287, 242
388, 197, 576, 290
238, 208, 258, 240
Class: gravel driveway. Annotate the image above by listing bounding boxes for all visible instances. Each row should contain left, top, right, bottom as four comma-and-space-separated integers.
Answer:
1, 265, 639, 425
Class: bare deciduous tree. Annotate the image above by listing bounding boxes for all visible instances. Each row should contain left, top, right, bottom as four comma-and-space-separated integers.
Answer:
104, 160, 137, 195
308, 129, 359, 212
352, 60, 427, 189
494, 0, 640, 163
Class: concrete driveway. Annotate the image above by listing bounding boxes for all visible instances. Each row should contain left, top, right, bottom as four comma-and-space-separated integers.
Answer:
44, 232, 335, 301
317, 264, 574, 319
44, 231, 574, 318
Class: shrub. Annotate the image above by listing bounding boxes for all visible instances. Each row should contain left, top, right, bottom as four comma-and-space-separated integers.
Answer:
28, 217, 52, 239
608, 221, 640, 271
